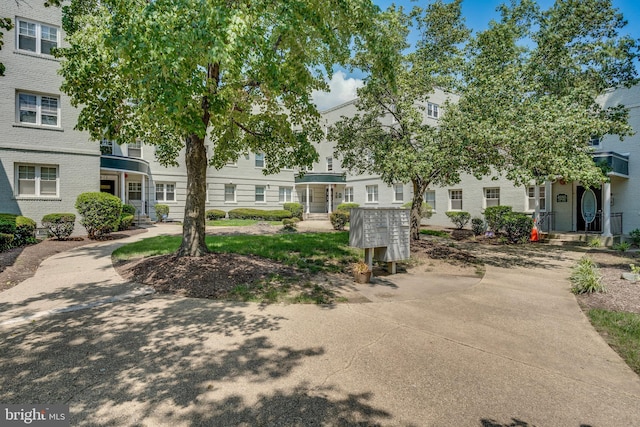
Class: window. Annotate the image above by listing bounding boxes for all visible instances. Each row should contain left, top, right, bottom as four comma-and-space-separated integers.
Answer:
589, 135, 601, 146
255, 153, 265, 168
155, 183, 175, 202
17, 19, 59, 55
484, 188, 500, 207
100, 139, 114, 155
128, 141, 142, 158
300, 190, 314, 203
344, 187, 354, 203
279, 186, 293, 203
527, 186, 546, 211
224, 184, 236, 202
449, 189, 462, 210
17, 92, 59, 127
128, 182, 142, 200
425, 190, 436, 211
393, 184, 404, 202
255, 185, 265, 202
226, 160, 237, 166
427, 102, 439, 119
366, 185, 378, 203
16, 164, 58, 197
326, 157, 333, 172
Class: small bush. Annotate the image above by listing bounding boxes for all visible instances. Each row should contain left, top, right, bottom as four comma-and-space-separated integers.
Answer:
445, 211, 471, 230
330, 210, 349, 230
471, 217, 486, 236
42, 213, 76, 240
336, 203, 359, 211
484, 205, 512, 233
76, 192, 122, 239
402, 201, 433, 220
283, 203, 303, 220
588, 237, 602, 248
228, 208, 292, 221
118, 214, 134, 231
614, 241, 631, 252
122, 204, 136, 216
155, 204, 170, 221
570, 257, 605, 294
0, 214, 17, 235
14, 216, 36, 246
629, 229, 640, 246
0, 233, 14, 252
282, 218, 298, 232
503, 213, 533, 244
206, 209, 226, 220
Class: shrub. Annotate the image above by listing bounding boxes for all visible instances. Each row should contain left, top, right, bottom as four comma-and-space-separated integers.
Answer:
484, 205, 512, 233
629, 229, 640, 246
0, 233, 14, 252
122, 204, 136, 216
228, 208, 292, 221
570, 257, 605, 294
402, 201, 433, 220
14, 216, 37, 246
471, 217, 486, 236
282, 218, 298, 232
336, 203, 359, 212
155, 204, 170, 221
0, 214, 17, 235
502, 212, 533, 243
330, 210, 349, 230
42, 213, 76, 240
75, 192, 122, 239
206, 209, 226, 220
445, 211, 471, 229
588, 237, 602, 248
614, 241, 631, 252
118, 214, 134, 231
283, 203, 303, 220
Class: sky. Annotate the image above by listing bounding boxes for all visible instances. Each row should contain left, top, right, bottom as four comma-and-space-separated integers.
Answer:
311, 0, 640, 110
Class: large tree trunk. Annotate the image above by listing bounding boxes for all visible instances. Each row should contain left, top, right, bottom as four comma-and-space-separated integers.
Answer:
177, 133, 208, 257
410, 177, 429, 241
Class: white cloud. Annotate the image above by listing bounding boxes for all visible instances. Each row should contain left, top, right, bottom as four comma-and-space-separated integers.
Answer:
312, 71, 364, 111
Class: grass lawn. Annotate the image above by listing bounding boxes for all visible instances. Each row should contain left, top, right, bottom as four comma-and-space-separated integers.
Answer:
420, 229, 450, 238
588, 308, 640, 375
112, 231, 360, 273
206, 219, 282, 226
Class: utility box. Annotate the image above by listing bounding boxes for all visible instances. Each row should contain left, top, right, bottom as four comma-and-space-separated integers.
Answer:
349, 207, 410, 274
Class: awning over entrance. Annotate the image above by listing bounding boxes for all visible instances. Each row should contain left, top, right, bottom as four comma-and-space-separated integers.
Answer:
294, 172, 346, 185
593, 151, 629, 177
100, 155, 151, 175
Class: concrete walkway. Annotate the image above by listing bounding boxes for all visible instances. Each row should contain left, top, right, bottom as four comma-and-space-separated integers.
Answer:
0, 224, 639, 426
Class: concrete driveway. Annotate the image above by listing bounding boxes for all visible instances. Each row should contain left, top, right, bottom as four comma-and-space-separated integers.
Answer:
0, 225, 639, 426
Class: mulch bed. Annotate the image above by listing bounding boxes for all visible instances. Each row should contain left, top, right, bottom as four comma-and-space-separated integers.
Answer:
0, 228, 147, 292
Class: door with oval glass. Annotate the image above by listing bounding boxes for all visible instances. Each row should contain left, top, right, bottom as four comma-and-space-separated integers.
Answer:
576, 186, 602, 232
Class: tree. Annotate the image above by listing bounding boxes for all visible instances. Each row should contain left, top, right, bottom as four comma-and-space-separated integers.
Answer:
441, 0, 639, 195
56, 0, 383, 256
0, 17, 14, 76
329, 1, 472, 240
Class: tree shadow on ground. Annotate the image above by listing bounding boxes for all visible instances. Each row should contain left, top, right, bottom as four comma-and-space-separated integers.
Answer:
0, 296, 394, 425
458, 241, 582, 269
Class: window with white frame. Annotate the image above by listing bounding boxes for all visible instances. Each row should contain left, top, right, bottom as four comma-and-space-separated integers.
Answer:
127, 141, 142, 158
279, 186, 293, 203
393, 183, 404, 202
224, 184, 236, 202
255, 153, 265, 168
366, 185, 378, 203
128, 182, 142, 200
17, 92, 59, 127
300, 189, 314, 203
449, 189, 462, 210
344, 187, 354, 203
100, 139, 114, 155
589, 135, 601, 146
17, 19, 59, 55
425, 190, 436, 211
527, 186, 546, 211
484, 188, 500, 207
427, 102, 439, 119
326, 157, 333, 172
255, 185, 265, 202
155, 183, 175, 202
16, 164, 58, 197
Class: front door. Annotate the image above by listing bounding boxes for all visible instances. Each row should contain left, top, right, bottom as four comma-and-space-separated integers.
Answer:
577, 186, 602, 232
100, 180, 115, 195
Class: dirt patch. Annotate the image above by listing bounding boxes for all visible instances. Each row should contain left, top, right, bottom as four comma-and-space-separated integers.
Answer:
0, 228, 147, 293
411, 238, 479, 265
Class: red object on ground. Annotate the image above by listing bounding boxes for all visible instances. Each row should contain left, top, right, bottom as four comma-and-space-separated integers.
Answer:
530, 223, 539, 242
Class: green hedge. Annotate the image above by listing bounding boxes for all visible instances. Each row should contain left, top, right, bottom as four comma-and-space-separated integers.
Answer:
122, 204, 136, 216
330, 210, 349, 230
155, 204, 169, 221
471, 217, 486, 236
0, 214, 17, 235
15, 216, 36, 246
0, 233, 13, 252
337, 203, 359, 211
445, 211, 471, 229
118, 214, 134, 231
283, 202, 303, 220
42, 213, 76, 240
484, 205, 512, 233
76, 192, 122, 239
503, 212, 533, 243
206, 209, 226, 220
228, 208, 292, 221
